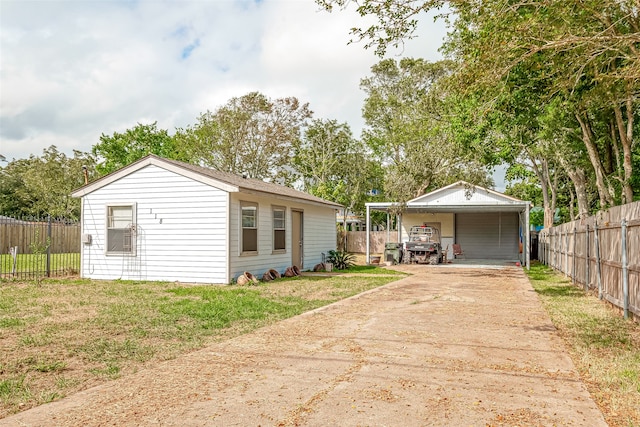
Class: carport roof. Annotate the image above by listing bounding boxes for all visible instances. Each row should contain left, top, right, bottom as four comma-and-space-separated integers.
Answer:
366, 181, 530, 213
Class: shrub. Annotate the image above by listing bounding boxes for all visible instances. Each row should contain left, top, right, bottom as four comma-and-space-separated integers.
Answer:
326, 250, 355, 270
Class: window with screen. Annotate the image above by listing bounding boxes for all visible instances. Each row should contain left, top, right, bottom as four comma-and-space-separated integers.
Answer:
106, 204, 135, 254
241, 202, 258, 253
273, 206, 286, 251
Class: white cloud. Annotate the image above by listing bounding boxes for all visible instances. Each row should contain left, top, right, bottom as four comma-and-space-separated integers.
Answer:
0, 0, 448, 162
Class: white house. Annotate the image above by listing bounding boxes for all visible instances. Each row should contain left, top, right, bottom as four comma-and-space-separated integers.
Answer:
71, 155, 341, 284
365, 181, 531, 268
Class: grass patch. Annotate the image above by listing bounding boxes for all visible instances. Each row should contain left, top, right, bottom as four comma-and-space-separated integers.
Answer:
526, 262, 640, 427
0, 253, 80, 275
0, 376, 30, 402
339, 264, 409, 275
0, 269, 405, 417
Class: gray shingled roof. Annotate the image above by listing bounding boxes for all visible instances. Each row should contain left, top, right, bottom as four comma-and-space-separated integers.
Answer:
159, 156, 342, 207
73, 155, 342, 209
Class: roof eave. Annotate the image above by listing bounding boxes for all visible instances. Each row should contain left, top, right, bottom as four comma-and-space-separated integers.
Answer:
238, 187, 343, 209
71, 155, 239, 197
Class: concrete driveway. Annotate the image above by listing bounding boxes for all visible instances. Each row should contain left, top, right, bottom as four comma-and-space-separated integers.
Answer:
2, 265, 607, 426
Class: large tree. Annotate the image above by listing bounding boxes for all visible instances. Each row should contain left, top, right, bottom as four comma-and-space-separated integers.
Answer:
319, 0, 640, 212
176, 92, 312, 183
361, 58, 492, 203
92, 122, 180, 175
442, 0, 639, 208
0, 146, 95, 219
293, 118, 378, 215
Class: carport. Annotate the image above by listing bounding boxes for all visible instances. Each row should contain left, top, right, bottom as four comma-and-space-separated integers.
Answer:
365, 181, 531, 269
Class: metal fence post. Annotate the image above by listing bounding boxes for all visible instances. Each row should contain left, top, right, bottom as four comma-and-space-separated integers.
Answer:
621, 218, 629, 319
46, 215, 52, 278
594, 221, 603, 300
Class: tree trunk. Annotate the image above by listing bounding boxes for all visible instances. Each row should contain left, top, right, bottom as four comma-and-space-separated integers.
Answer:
528, 152, 555, 228
612, 96, 634, 204
558, 155, 590, 219
549, 165, 558, 227
575, 113, 615, 208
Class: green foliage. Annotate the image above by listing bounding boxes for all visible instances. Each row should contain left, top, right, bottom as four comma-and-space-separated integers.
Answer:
92, 122, 181, 175
0, 146, 94, 219
175, 92, 312, 183
292, 119, 378, 214
529, 208, 544, 228
361, 58, 492, 203
320, 0, 639, 219
325, 250, 356, 270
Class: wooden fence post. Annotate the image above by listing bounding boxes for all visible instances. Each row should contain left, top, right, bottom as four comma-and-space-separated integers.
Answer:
572, 226, 577, 283
564, 230, 569, 277
551, 229, 555, 269
621, 218, 629, 319
594, 221, 603, 300
585, 224, 590, 291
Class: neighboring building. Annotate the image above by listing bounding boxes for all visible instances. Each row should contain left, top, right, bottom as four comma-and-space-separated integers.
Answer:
336, 211, 366, 231
365, 181, 531, 268
71, 155, 341, 284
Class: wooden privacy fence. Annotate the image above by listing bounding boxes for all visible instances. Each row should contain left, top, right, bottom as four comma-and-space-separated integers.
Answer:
338, 230, 398, 254
538, 201, 640, 320
0, 215, 81, 279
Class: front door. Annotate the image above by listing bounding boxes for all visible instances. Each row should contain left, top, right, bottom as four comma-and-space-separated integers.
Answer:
291, 210, 303, 268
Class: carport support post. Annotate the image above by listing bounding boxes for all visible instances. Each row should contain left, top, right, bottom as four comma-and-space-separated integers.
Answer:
365, 204, 371, 265
386, 212, 390, 243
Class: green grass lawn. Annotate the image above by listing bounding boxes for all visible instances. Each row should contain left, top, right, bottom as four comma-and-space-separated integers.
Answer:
526, 262, 640, 427
0, 265, 405, 417
0, 253, 80, 276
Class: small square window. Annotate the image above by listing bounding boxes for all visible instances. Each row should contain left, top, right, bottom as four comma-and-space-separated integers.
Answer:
106, 204, 135, 254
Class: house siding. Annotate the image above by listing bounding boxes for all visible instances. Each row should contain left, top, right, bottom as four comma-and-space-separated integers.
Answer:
229, 193, 337, 282
80, 165, 228, 283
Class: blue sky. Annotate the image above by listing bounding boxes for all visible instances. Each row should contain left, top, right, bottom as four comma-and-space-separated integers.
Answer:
1, 0, 448, 164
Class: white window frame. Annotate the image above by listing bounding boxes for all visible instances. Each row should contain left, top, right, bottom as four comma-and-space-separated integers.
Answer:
240, 201, 258, 255
105, 203, 137, 256
272, 206, 286, 253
